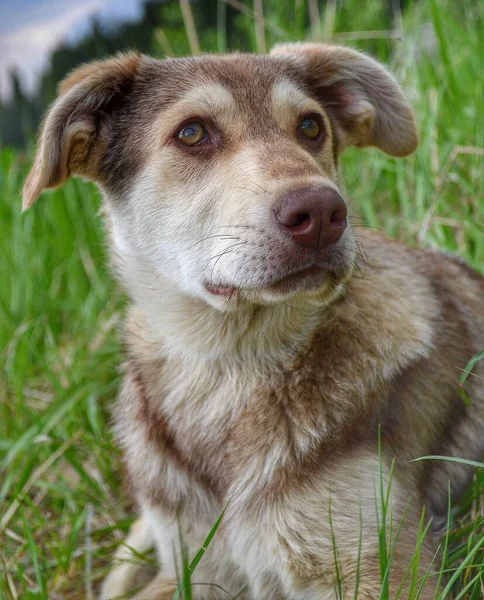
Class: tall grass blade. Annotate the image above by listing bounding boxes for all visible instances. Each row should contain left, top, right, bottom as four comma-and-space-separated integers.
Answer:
179, 0, 201, 55
173, 505, 228, 600
253, 0, 266, 53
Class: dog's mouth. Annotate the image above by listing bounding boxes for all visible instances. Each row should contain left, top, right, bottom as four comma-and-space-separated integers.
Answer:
265, 265, 326, 294
204, 265, 326, 299
204, 283, 239, 298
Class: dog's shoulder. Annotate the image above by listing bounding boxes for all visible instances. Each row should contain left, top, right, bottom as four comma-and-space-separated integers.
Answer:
326, 231, 438, 364
352, 229, 483, 324
357, 228, 483, 287
311, 229, 484, 393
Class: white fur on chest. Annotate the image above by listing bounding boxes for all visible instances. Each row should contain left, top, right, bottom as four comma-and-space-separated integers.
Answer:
161, 359, 257, 437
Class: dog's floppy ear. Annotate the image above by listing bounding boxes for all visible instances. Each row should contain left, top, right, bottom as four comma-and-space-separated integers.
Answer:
22, 52, 141, 211
271, 43, 417, 157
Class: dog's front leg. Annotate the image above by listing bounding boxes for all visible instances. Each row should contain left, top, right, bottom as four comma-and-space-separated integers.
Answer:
100, 516, 157, 600
230, 449, 438, 600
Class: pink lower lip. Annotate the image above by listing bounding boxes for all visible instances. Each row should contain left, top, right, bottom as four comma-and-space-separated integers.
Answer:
205, 283, 238, 297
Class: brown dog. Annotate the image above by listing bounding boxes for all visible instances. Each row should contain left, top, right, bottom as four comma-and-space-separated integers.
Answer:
23, 44, 484, 599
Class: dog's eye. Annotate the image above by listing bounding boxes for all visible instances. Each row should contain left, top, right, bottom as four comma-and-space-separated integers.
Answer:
177, 122, 207, 146
299, 116, 322, 141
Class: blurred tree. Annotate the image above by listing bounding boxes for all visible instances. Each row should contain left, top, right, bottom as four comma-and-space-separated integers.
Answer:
0, 68, 39, 148
0, 0, 421, 149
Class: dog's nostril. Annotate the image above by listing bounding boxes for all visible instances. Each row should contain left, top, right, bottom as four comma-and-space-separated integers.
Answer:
330, 209, 347, 228
291, 212, 312, 230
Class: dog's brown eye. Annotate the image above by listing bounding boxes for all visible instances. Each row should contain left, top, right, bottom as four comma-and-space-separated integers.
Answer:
178, 122, 206, 146
300, 116, 322, 140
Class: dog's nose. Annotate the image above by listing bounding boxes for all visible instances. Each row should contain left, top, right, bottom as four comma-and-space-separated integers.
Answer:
274, 187, 347, 249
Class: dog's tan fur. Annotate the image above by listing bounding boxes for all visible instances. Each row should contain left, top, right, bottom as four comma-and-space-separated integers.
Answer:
24, 45, 483, 599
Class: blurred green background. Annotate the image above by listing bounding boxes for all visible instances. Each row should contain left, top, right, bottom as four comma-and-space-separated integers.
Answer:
0, 0, 466, 149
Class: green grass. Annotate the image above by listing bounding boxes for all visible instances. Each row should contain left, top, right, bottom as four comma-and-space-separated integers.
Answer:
1, 0, 483, 598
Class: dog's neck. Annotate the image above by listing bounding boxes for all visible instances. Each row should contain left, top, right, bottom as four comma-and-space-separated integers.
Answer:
112, 250, 336, 370
125, 285, 329, 370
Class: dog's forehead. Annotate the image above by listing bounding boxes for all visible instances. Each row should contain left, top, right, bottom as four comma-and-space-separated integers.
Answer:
141, 54, 308, 115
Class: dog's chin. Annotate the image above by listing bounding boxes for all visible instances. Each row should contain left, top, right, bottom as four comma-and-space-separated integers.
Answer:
201, 264, 354, 312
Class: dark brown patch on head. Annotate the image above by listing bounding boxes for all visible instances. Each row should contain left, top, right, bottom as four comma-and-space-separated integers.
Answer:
100, 53, 320, 195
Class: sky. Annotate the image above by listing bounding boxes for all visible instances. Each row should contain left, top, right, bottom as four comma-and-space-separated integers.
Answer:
0, 0, 144, 100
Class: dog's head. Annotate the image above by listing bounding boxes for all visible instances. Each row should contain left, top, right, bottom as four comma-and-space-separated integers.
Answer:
24, 45, 417, 311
